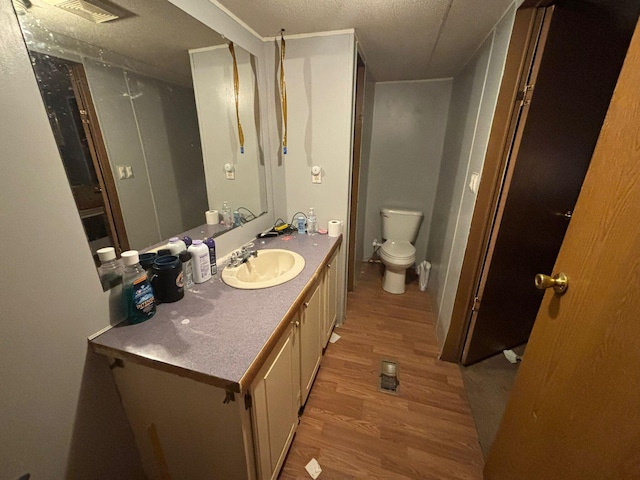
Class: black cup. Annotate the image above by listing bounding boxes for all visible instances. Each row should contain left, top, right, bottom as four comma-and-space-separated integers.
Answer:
150, 255, 184, 303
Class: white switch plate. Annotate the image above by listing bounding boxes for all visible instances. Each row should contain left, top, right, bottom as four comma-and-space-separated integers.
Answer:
118, 165, 134, 179
225, 163, 235, 180
311, 165, 322, 184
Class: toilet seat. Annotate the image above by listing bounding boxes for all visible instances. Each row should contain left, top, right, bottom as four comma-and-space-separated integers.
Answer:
380, 240, 415, 262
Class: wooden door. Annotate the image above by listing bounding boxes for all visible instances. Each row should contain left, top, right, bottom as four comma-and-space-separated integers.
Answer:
462, 3, 632, 364
485, 18, 640, 479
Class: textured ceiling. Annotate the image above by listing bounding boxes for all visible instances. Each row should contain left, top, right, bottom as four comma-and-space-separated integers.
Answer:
216, 0, 517, 81
16, 0, 517, 83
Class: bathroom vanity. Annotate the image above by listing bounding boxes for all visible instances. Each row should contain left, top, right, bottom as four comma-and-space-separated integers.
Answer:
90, 233, 341, 480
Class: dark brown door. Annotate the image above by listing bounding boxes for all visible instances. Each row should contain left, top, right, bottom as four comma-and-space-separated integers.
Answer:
486, 18, 640, 477
462, 3, 635, 364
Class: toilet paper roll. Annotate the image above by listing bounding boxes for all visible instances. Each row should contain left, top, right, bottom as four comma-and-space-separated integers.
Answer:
206, 210, 219, 225
328, 220, 342, 237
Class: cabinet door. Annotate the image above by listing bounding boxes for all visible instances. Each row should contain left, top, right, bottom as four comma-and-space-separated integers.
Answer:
251, 324, 298, 480
112, 361, 252, 479
322, 251, 339, 348
300, 283, 322, 406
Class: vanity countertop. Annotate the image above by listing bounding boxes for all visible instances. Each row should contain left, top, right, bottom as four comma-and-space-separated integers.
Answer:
90, 233, 341, 393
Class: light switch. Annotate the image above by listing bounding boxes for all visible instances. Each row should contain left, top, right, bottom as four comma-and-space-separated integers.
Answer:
311, 165, 322, 184
118, 165, 134, 179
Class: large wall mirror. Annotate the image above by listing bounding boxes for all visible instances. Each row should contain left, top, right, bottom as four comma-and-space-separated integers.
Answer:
12, 0, 268, 267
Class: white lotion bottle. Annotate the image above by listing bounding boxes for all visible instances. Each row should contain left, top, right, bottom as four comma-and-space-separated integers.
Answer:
188, 240, 211, 283
166, 236, 187, 255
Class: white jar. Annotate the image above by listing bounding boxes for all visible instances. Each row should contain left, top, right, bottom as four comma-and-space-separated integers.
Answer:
166, 236, 187, 255
188, 240, 211, 283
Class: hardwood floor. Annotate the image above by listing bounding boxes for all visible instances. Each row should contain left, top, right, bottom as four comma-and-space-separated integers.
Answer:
279, 263, 484, 479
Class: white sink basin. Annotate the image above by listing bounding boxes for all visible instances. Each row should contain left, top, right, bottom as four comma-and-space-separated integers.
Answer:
221, 249, 305, 289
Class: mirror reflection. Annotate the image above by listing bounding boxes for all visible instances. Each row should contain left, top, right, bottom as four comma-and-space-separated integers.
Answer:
13, 0, 268, 265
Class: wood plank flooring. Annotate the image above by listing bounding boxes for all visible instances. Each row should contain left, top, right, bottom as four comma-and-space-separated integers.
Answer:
279, 263, 484, 479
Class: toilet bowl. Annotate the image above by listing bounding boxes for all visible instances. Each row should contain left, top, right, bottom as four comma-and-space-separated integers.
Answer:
379, 208, 422, 294
380, 241, 416, 294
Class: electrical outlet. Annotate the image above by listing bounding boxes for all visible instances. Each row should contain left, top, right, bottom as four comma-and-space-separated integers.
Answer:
225, 163, 235, 180
311, 165, 322, 184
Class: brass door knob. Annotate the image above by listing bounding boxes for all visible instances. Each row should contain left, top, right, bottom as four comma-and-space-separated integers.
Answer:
535, 272, 569, 295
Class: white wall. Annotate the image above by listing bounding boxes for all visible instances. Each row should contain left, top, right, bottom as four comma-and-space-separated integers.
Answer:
427, 5, 517, 346
128, 72, 207, 240
0, 3, 144, 477
84, 60, 159, 248
190, 45, 267, 218
85, 60, 207, 250
363, 79, 453, 264
270, 32, 356, 319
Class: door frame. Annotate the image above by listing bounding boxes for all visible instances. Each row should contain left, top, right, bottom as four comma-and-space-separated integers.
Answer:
69, 63, 129, 253
347, 53, 366, 291
440, 6, 548, 362
485, 17, 640, 475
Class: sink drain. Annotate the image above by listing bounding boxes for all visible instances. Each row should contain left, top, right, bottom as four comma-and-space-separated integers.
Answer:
379, 359, 399, 394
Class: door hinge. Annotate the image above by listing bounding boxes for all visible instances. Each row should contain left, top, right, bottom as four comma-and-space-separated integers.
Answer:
223, 389, 236, 404
517, 84, 535, 107
471, 296, 481, 313
244, 393, 252, 410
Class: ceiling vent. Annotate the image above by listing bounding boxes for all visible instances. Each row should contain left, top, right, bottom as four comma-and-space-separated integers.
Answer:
43, 0, 119, 23
12, 0, 32, 15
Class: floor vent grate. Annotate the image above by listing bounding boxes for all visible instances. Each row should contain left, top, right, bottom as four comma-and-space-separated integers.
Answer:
379, 359, 399, 394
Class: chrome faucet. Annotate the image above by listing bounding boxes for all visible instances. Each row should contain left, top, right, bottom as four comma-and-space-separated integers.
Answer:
240, 246, 258, 263
230, 247, 258, 267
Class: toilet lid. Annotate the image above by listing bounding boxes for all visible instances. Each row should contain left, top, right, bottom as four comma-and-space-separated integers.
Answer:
381, 240, 415, 259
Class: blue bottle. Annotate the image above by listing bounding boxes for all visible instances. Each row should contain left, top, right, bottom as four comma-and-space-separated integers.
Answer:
121, 250, 156, 324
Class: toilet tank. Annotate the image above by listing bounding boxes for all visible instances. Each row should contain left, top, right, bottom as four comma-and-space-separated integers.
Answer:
381, 208, 423, 242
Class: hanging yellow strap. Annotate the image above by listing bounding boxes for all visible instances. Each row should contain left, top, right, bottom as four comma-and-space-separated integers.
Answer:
279, 31, 288, 154
228, 42, 245, 154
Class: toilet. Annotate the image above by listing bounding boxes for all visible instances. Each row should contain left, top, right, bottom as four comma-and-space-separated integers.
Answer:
379, 208, 423, 294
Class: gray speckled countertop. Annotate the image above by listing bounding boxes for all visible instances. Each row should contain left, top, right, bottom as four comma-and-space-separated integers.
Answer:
90, 233, 341, 392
